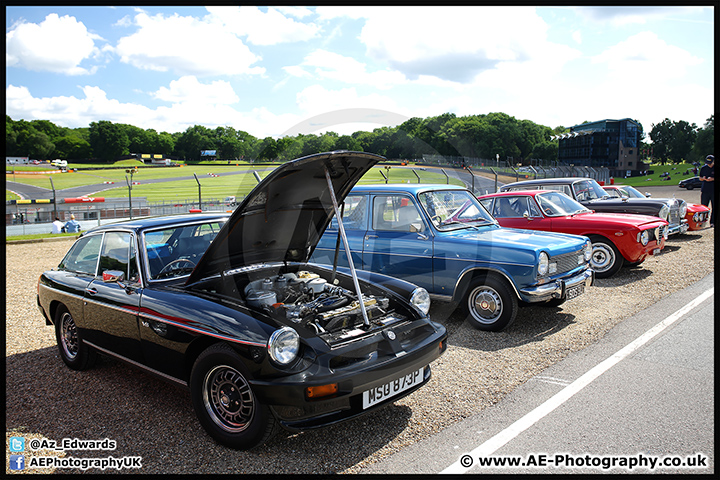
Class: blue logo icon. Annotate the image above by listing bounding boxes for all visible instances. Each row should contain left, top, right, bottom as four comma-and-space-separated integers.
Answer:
9, 455, 25, 471
9, 437, 25, 452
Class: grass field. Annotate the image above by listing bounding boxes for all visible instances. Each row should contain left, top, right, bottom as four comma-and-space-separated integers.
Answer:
7, 159, 700, 203
6, 163, 464, 202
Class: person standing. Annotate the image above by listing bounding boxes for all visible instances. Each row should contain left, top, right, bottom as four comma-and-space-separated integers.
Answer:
52, 217, 63, 234
699, 154, 714, 227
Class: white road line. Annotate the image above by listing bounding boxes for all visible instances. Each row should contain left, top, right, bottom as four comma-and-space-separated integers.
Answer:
533, 376, 571, 386
441, 287, 714, 474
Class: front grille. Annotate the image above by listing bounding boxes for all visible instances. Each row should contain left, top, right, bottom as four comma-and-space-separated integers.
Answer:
552, 250, 584, 276
668, 204, 681, 227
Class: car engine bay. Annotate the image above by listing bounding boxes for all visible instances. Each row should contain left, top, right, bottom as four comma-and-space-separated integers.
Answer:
243, 270, 397, 335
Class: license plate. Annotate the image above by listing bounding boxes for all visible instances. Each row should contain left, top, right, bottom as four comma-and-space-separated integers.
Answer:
565, 283, 584, 300
362, 367, 425, 409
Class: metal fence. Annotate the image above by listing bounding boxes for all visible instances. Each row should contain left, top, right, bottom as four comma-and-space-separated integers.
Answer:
421, 154, 610, 184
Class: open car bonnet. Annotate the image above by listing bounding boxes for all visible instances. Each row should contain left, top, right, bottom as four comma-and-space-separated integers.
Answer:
187, 151, 383, 284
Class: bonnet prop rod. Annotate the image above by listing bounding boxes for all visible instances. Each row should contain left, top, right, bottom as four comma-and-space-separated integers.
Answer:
324, 167, 370, 327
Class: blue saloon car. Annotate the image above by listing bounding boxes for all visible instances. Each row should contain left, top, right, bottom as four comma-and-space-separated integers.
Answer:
311, 184, 594, 331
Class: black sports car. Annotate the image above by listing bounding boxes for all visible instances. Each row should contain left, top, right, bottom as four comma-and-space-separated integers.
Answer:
678, 176, 702, 190
499, 177, 688, 235
37, 151, 447, 450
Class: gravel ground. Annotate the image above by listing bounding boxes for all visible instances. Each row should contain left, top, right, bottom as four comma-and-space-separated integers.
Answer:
5, 186, 714, 474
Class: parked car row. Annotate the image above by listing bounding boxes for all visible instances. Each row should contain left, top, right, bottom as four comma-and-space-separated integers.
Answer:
477, 189, 668, 278
35, 152, 706, 452
497, 177, 691, 236
602, 183, 710, 231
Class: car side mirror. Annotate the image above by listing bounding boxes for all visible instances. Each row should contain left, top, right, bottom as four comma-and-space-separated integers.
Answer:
102, 270, 125, 283
409, 222, 423, 233
645, 192, 652, 197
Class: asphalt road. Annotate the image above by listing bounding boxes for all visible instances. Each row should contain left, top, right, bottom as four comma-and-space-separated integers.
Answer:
361, 273, 714, 474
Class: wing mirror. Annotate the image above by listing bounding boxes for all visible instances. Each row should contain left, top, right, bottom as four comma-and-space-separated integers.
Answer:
102, 270, 125, 283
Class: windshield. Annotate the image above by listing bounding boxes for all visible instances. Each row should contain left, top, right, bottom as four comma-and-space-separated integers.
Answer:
618, 186, 646, 198
144, 221, 224, 280
536, 191, 590, 216
572, 179, 610, 201
418, 189, 496, 230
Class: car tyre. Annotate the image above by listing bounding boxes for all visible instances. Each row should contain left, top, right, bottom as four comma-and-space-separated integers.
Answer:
55, 305, 97, 370
190, 343, 277, 450
589, 237, 623, 278
464, 275, 517, 331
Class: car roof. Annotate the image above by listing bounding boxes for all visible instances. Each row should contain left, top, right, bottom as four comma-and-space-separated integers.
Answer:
82, 213, 229, 235
479, 189, 547, 198
504, 177, 593, 186
350, 183, 467, 195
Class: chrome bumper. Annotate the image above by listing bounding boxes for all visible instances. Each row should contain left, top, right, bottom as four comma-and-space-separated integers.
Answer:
668, 220, 689, 236
520, 268, 594, 303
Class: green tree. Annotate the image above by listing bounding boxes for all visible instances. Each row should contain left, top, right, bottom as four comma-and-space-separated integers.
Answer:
667, 120, 697, 163
253, 137, 278, 160
6, 116, 19, 155
89, 120, 129, 162
157, 132, 175, 155
54, 134, 92, 160
649, 119, 673, 164
690, 115, 714, 162
173, 125, 215, 161
335, 134, 362, 152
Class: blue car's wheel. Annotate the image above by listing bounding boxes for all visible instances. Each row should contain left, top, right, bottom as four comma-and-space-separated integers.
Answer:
465, 276, 517, 331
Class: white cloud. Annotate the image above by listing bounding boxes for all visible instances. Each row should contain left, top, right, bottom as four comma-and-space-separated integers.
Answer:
572, 6, 710, 27
152, 76, 239, 105
592, 31, 703, 78
114, 12, 265, 76
6, 84, 155, 128
295, 85, 401, 117
7, 83, 316, 138
5, 13, 103, 75
287, 49, 406, 89
355, 7, 566, 84
204, 6, 320, 45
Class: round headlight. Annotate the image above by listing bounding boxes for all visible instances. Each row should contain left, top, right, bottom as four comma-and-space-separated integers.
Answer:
693, 212, 700, 222
268, 327, 299, 365
638, 230, 650, 246
679, 202, 687, 218
584, 241, 592, 262
538, 252, 549, 276
410, 287, 431, 315
658, 204, 670, 221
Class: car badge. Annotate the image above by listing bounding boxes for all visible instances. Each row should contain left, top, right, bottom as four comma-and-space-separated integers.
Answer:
385, 330, 396, 341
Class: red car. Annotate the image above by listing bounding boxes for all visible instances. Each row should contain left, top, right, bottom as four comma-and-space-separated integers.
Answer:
602, 184, 710, 231
478, 190, 669, 278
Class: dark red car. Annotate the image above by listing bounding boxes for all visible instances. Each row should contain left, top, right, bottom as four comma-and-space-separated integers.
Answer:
478, 190, 669, 278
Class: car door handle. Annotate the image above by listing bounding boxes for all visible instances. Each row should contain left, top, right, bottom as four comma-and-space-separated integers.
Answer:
365, 234, 378, 239
85, 287, 98, 295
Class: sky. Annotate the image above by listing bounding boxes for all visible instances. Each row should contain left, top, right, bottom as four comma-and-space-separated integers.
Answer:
5, 6, 715, 141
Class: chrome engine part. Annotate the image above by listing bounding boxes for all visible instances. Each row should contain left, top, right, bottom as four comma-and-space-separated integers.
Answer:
243, 271, 390, 333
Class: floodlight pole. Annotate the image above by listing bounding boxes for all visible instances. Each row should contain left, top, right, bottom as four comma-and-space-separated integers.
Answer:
193, 173, 202, 211
49, 177, 57, 219
125, 167, 137, 219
